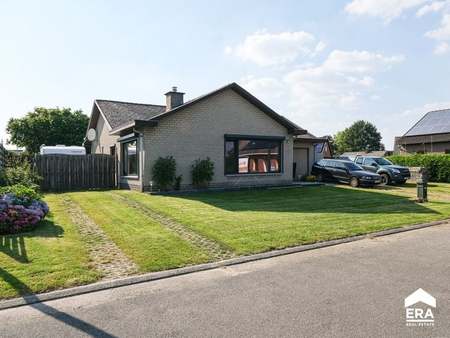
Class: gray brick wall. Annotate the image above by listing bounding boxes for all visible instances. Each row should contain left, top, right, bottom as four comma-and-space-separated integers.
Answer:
139, 88, 293, 190
91, 115, 118, 155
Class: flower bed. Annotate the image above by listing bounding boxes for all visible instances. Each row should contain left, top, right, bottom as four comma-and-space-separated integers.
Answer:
0, 191, 49, 234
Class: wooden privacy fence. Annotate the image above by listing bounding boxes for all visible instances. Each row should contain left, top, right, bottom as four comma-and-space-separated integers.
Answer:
34, 154, 116, 192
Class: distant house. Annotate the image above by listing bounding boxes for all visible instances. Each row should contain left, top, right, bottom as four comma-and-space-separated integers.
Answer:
395, 108, 450, 154
85, 82, 329, 191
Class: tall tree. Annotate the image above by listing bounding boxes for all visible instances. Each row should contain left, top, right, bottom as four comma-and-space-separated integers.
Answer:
334, 120, 382, 154
7, 107, 89, 153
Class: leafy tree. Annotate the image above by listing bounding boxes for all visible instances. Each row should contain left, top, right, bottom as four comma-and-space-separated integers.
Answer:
7, 107, 89, 153
334, 120, 382, 154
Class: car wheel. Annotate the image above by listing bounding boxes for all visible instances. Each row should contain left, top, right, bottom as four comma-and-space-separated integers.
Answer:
317, 173, 324, 182
350, 177, 359, 188
380, 173, 390, 186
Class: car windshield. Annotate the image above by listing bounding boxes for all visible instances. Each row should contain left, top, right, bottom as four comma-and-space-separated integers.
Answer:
345, 162, 364, 171
373, 157, 393, 165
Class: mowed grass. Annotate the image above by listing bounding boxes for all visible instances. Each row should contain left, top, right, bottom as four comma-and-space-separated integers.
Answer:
0, 195, 100, 299
115, 183, 450, 255
67, 192, 210, 272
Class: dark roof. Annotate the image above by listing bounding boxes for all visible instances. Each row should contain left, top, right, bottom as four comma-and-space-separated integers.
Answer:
404, 108, 450, 137
294, 132, 327, 142
95, 100, 166, 130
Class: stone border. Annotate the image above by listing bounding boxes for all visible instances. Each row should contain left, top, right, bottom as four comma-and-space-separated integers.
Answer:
0, 219, 448, 311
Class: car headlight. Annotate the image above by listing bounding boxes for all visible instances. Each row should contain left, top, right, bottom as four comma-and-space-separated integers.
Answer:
391, 169, 400, 174
362, 176, 372, 180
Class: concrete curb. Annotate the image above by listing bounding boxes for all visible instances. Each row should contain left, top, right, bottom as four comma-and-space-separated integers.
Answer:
0, 218, 448, 311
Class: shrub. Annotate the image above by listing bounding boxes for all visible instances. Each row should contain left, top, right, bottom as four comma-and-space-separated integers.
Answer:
152, 156, 177, 191
387, 154, 450, 183
0, 184, 42, 205
2, 153, 41, 189
0, 187, 49, 234
174, 175, 183, 191
4, 163, 41, 189
191, 158, 214, 188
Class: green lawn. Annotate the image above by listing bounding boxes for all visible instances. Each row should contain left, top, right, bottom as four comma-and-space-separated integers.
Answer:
115, 183, 450, 255
67, 192, 211, 272
0, 195, 100, 299
1, 183, 449, 300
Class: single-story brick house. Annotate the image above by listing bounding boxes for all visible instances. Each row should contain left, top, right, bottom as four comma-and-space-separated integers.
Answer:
85, 83, 329, 191
394, 108, 450, 154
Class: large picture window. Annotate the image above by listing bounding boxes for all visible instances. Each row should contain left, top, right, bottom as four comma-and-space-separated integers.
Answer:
122, 139, 138, 177
224, 136, 282, 175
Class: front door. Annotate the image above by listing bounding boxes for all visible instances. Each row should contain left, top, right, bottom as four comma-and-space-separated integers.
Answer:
293, 148, 309, 180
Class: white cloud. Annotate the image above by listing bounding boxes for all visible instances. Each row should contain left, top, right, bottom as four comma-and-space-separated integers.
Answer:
434, 41, 450, 53
241, 76, 284, 98
283, 50, 404, 114
345, 0, 428, 22
416, 1, 450, 17
400, 101, 450, 117
241, 49, 405, 148
425, 13, 450, 39
345, 0, 450, 56
227, 31, 325, 66
423, 12, 450, 51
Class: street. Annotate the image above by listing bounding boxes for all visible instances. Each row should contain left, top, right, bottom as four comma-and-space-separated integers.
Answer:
1, 223, 449, 337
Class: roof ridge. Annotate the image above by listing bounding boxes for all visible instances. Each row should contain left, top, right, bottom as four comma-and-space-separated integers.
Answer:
402, 111, 430, 137
426, 107, 450, 114
95, 99, 166, 108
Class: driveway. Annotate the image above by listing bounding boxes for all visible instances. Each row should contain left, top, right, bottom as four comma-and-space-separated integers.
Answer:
1, 223, 449, 337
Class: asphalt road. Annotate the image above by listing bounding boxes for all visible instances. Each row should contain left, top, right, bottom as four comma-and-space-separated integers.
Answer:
1, 224, 450, 338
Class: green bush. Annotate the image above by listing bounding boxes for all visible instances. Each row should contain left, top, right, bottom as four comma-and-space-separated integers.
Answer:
174, 175, 183, 191
4, 163, 41, 189
0, 184, 42, 204
1, 152, 41, 189
152, 156, 177, 191
191, 158, 214, 188
387, 154, 450, 183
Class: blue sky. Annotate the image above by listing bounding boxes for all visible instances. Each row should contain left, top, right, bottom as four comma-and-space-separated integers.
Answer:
1, 0, 450, 149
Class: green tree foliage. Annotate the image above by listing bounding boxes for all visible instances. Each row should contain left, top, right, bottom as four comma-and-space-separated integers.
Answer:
334, 120, 382, 154
7, 107, 89, 153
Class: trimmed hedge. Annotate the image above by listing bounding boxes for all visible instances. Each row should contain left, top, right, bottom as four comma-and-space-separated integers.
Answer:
387, 154, 450, 183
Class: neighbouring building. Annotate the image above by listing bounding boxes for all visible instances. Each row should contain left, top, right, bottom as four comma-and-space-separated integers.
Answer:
394, 108, 450, 154
85, 82, 329, 191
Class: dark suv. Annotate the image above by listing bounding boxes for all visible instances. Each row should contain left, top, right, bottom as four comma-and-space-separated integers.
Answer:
311, 159, 382, 187
354, 156, 410, 185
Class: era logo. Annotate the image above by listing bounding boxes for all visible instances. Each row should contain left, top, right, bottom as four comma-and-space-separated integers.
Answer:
404, 288, 436, 327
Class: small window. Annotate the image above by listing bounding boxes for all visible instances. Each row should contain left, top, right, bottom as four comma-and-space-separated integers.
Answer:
224, 137, 282, 175
355, 157, 363, 165
363, 158, 374, 165
335, 161, 347, 169
122, 139, 138, 177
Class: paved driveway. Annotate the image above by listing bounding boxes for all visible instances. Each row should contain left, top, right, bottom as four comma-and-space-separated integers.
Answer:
1, 224, 449, 337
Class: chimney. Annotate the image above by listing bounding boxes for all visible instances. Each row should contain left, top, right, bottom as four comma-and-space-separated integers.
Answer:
165, 86, 185, 111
